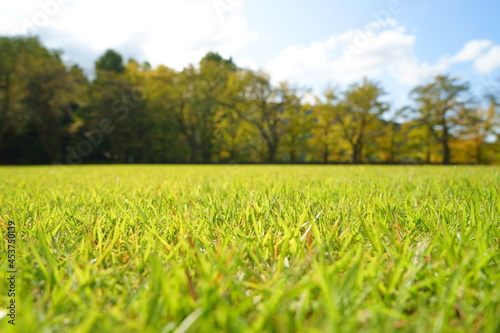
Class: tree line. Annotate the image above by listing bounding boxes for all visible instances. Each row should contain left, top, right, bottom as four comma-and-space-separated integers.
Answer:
1, 36, 499, 165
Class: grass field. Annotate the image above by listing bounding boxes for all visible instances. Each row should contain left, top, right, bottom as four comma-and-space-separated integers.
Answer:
0, 165, 499, 332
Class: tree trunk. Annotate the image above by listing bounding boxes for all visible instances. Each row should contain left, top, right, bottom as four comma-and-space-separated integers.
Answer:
441, 122, 451, 165
38, 130, 57, 163
322, 144, 329, 164
202, 149, 211, 163
190, 147, 197, 163
268, 144, 277, 163
388, 131, 396, 164
475, 137, 482, 165
351, 143, 362, 164
388, 150, 395, 164
289, 149, 296, 163
442, 140, 450, 165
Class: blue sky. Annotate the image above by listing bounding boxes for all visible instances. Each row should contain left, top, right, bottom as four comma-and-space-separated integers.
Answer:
1, 0, 499, 107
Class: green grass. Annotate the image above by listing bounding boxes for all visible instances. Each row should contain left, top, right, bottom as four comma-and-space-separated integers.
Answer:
0, 165, 499, 333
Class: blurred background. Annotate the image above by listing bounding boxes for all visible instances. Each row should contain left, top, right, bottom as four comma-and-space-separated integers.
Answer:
0, 0, 499, 164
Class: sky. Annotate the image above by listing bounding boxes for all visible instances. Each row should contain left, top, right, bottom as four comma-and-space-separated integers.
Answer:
1, 0, 499, 108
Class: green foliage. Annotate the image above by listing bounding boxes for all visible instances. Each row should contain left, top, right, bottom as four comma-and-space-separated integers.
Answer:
0, 165, 499, 332
0, 36, 85, 163
320, 80, 389, 163
1, 36, 500, 164
411, 75, 471, 165
95, 50, 125, 74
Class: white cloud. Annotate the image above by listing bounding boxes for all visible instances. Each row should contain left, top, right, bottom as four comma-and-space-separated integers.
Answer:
0, 0, 255, 70
266, 23, 500, 93
473, 46, 500, 74
451, 39, 493, 63
266, 25, 449, 88
234, 57, 260, 70
2, 0, 499, 87
449, 39, 500, 75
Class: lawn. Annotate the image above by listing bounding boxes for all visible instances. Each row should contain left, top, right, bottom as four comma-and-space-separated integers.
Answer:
0, 165, 499, 332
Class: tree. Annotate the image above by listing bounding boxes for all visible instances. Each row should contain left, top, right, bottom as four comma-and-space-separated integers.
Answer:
21, 39, 81, 163
82, 50, 143, 163
146, 65, 187, 163
456, 97, 499, 164
411, 75, 470, 164
2, 36, 499, 165
166, 53, 236, 163
330, 79, 388, 164
214, 69, 256, 162
95, 49, 125, 74
234, 72, 300, 163
309, 91, 346, 163
375, 107, 411, 164
196, 52, 236, 162
0, 37, 86, 164
0, 37, 29, 161
399, 120, 440, 164
282, 103, 314, 163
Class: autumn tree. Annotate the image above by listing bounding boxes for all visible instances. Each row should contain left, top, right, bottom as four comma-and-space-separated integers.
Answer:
374, 107, 411, 164
213, 68, 257, 161
281, 87, 312, 162
234, 72, 301, 163
196, 52, 236, 162
163, 52, 236, 163
456, 97, 499, 164
411, 75, 470, 164
330, 79, 388, 164
309, 90, 345, 163
1, 36, 498, 165
145, 65, 187, 162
